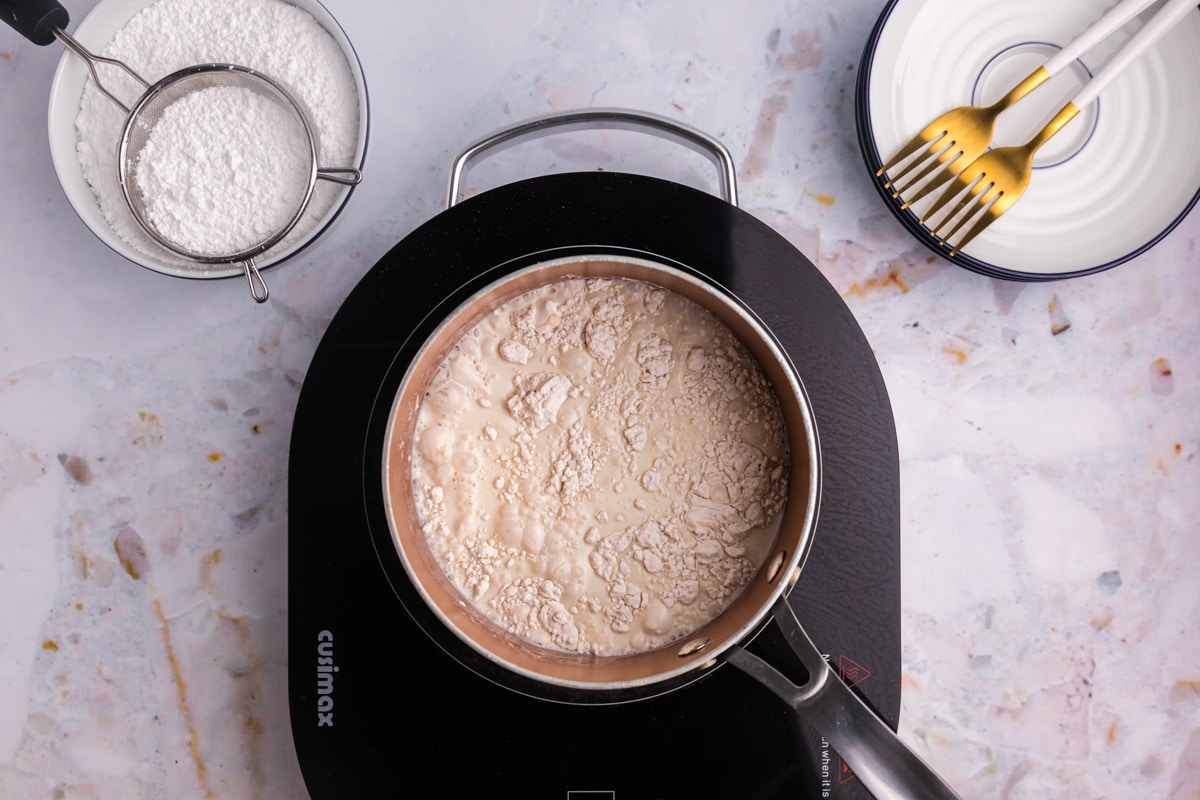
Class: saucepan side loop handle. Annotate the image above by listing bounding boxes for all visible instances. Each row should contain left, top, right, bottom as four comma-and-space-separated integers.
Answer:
724, 596, 963, 800
446, 107, 739, 209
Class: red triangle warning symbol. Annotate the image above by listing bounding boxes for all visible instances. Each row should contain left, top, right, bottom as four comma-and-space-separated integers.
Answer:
838, 655, 872, 689
838, 757, 856, 785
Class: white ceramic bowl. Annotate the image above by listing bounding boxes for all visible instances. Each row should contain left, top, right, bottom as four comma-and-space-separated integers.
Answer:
46, 0, 369, 282
856, 0, 1200, 280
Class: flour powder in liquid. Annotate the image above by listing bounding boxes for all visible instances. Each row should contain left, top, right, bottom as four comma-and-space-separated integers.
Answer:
410, 276, 791, 657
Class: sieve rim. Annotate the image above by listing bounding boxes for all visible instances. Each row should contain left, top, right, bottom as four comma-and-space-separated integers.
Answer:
117, 63, 321, 264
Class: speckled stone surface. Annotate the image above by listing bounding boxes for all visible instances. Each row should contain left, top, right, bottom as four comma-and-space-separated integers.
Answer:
1, 2, 1197, 798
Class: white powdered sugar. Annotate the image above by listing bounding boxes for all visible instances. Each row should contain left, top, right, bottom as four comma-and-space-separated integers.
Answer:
136, 84, 312, 255
75, 0, 359, 266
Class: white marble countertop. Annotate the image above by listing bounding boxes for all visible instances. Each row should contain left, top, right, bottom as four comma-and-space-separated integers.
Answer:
2, 1, 1198, 798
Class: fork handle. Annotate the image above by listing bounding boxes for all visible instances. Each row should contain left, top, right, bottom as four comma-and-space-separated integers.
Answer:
1072, 0, 1197, 108
1043, 0, 1159, 76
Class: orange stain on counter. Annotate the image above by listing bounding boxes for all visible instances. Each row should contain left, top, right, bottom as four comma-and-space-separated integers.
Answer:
207, 452, 223, 463
844, 268, 909, 297
805, 189, 836, 206
153, 596, 217, 800
1174, 680, 1200, 699
114, 528, 150, 581
200, 549, 224, 589
43, 639, 59, 651
1048, 295, 1071, 336
942, 344, 969, 364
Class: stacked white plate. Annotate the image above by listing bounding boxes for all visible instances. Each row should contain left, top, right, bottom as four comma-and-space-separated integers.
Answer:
856, 0, 1200, 280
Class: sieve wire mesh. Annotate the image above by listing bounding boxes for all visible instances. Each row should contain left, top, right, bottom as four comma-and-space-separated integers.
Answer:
119, 65, 320, 263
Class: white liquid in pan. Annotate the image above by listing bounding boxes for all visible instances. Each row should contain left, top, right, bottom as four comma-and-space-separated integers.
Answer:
410, 276, 790, 656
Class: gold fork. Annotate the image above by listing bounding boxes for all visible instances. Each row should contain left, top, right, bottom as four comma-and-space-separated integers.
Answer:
877, 69, 1046, 205
924, 0, 1198, 256
876, 0, 1158, 208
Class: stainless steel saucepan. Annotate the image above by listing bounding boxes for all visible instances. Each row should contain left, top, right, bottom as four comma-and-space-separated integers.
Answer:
378, 109, 962, 800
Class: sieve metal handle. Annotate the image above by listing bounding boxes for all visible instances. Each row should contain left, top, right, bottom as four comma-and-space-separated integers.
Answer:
1, 0, 149, 113
446, 107, 739, 208
243, 258, 269, 304
0, 0, 67, 45
724, 596, 963, 800
316, 167, 363, 186
53, 28, 150, 114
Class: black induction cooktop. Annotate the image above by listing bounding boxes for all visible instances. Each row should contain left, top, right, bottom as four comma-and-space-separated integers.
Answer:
288, 172, 901, 799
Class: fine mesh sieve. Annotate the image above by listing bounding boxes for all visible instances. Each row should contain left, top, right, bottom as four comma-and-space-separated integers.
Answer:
2, 0, 363, 303
118, 64, 363, 302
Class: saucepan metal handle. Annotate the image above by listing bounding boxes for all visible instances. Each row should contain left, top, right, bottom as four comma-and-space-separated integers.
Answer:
446, 107, 739, 208
724, 596, 963, 800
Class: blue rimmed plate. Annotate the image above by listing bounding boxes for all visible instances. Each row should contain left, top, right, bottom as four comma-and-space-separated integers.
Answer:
856, 0, 1200, 281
